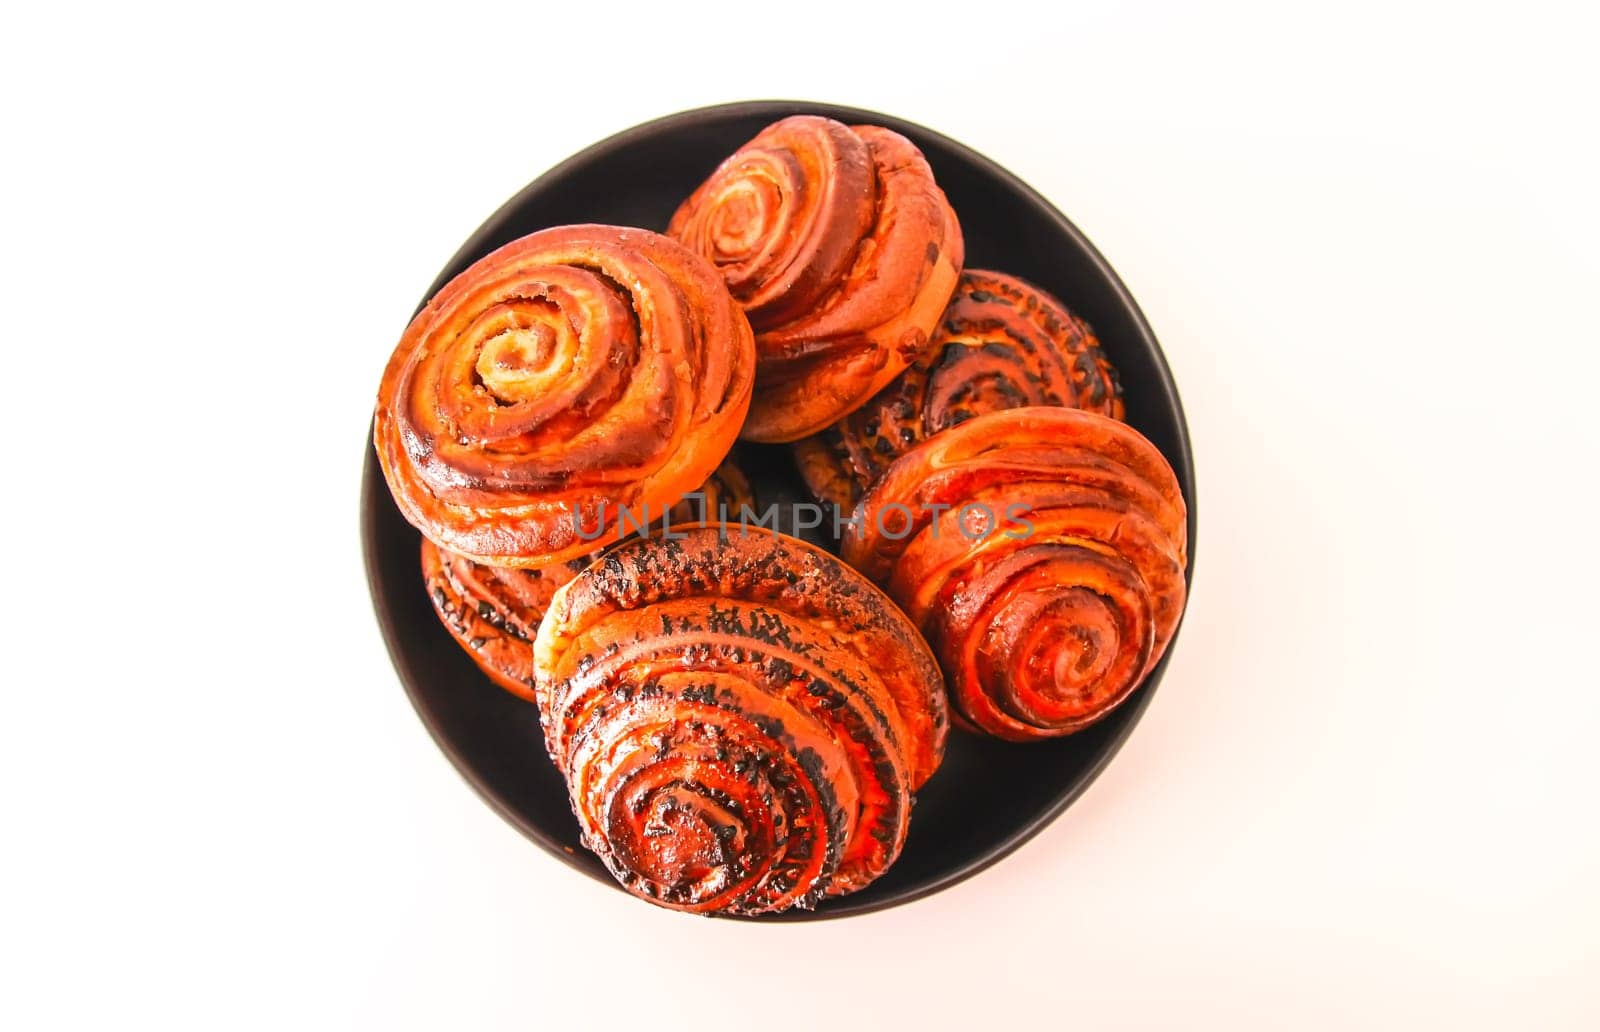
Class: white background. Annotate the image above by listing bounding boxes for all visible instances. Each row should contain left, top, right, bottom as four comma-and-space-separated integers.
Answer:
4, 2, 1597, 1028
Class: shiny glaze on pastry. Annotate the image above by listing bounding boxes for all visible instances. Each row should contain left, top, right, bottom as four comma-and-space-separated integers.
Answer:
843, 407, 1186, 742
533, 526, 947, 914
669, 116, 963, 443
375, 224, 754, 568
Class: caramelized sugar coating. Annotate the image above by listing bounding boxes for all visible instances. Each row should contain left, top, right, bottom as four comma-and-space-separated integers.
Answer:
843, 408, 1186, 742
375, 225, 754, 568
669, 116, 963, 443
534, 526, 948, 914
796, 270, 1123, 513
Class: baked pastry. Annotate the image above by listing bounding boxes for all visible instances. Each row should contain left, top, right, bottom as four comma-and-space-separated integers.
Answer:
421, 461, 755, 701
795, 270, 1123, 513
375, 224, 755, 568
421, 542, 582, 703
842, 407, 1187, 742
668, 116, 963, 443
533, 526, 948, 914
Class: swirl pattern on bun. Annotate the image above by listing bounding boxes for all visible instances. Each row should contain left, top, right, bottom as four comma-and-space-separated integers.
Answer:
669, 116, 963, 443
375, 225, 754, 568
534, 526, 947, 914
843, 407, 1186, 742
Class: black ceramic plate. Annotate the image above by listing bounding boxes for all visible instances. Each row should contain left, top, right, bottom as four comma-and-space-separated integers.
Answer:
362, 100, 1197, 920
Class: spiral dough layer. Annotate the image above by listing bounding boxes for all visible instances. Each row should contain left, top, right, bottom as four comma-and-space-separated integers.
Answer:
534, 526, 948, 914
796, 270, 1124, 513
375, 225, 755, 568
843, 408, 1187, 742
668, 116, 963, 443
421, 462, 756, 701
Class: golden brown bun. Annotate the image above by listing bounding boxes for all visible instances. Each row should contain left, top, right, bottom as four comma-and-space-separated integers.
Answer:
669, 117, 962, 443
375, 225, 754, 567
